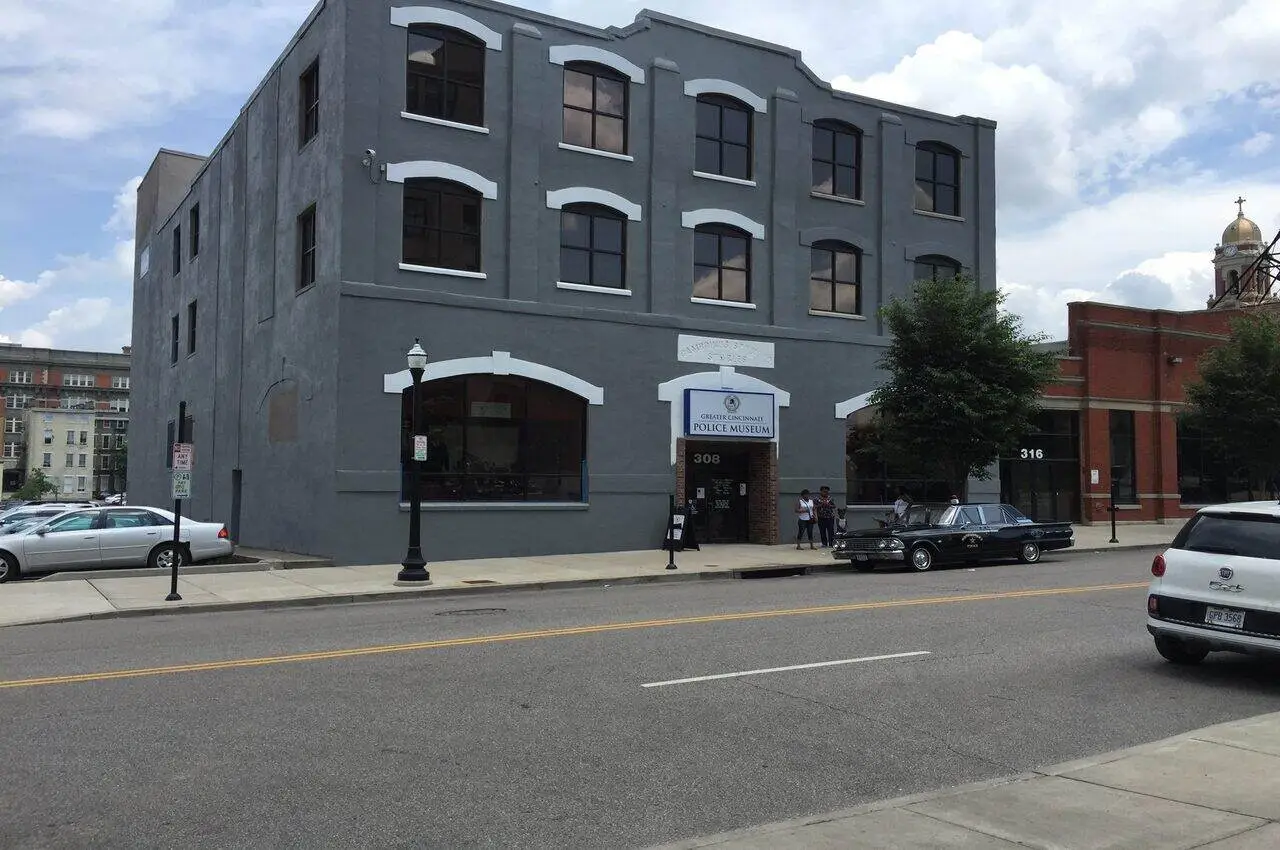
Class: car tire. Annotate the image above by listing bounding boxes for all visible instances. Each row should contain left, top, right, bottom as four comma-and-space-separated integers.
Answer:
908, 546, 934, 572
1017, 542, 1042, 564
0, 552, 18, 583
1154, 635, 1209, 665
148, 543, 187, 572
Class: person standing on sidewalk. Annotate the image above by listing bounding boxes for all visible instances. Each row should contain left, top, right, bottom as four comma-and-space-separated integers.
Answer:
814, 485, 837, 548
795, 489, 817, 550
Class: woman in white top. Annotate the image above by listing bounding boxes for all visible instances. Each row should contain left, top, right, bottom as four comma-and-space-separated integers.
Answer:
795, 489, 817, 550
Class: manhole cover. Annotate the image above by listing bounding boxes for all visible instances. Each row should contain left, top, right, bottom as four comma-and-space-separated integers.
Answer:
436, 608, 507, 616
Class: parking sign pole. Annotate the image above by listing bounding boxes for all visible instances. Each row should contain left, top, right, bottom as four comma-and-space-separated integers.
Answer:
165, 401, 186, 601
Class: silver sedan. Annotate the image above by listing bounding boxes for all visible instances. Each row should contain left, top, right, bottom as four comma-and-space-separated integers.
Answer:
0, 506, 234, 582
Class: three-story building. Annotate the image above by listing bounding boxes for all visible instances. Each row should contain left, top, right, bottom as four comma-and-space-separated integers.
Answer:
130, 0, 997, 564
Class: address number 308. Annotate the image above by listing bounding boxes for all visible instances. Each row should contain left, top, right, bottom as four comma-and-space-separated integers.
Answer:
692, 453, 721, 464
1020, 448, 1045, 459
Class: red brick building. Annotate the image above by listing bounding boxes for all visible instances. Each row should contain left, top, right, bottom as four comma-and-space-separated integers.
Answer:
1003, 203, 1278, 525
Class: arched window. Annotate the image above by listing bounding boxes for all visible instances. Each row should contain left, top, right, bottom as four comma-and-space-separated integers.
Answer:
693, 224, 751, 303
812, 120, 862, 200
914, 142, 960, 216
406, 25, 485, 126
562, 62, 628, 154
402, 178, 482, 272
810, 241, 861, 315
402, 375, 587, 502
695, 94, 752, 180
560, 204, 626, 289
1229, 269, 1240, 293
914, 254, 961, 282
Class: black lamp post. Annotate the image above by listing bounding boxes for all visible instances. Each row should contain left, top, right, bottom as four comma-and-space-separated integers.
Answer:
397, 340, 431, 584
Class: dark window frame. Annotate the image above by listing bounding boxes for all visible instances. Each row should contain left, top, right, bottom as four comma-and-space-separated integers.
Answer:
405, 24, 485, 127
811, 119, 862, 200
402, 178, 483, 272
171, 225, 181, 275
186, 300, 197, 357
913, 254, 962, 282
561, 61, 629, 155
1108, 409, 1137, 504
559, 204, 626, 290
693, 224, 752, 304
299, 59, 320, 146
1176, 417, 1253, 505
914, 142, 961, 217
400, 375, 588, 503
170, 315, 179, 365
189, 205, 200, 259
809, 240, 862, 315
297, 205, 317, 291
695, 94, 753, 181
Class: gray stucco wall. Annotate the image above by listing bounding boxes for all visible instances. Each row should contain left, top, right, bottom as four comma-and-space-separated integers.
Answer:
131, 0, 998, 564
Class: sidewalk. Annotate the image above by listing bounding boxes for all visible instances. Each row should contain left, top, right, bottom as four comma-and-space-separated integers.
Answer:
654, 710, 1280, 849
0, 522, 1176, 628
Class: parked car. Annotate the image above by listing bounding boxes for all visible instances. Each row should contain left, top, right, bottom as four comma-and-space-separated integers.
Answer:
1146, 502, 1280, 664
832, 502, 1074, 572
102, 493, 126, 505
0, 506, 233, 582
0, 502, 95, 533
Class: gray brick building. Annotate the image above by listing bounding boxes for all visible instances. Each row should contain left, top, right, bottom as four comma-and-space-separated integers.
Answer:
130, 0, 998, 565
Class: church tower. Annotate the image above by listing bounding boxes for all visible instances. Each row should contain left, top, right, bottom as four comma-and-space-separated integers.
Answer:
1210, 197, 1272, 308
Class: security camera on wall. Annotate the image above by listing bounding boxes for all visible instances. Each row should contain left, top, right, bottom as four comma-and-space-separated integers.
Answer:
361, 149, 376, 166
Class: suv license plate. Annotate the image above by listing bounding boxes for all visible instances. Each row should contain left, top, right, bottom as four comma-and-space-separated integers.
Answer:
1205, 607, 1245, 629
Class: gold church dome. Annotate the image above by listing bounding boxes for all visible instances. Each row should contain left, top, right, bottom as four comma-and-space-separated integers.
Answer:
1223, 198, 1263, 245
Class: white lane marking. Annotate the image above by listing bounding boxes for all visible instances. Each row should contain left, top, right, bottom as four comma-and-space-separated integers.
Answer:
640, 650, 932, 688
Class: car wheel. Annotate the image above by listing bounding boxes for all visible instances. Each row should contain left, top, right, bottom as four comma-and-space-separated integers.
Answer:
1154, 635, 1209, 665
909, 546, 934, 572
1018, 542, 1042, 564
0, 552, 18, 583
148, 543, 187, 572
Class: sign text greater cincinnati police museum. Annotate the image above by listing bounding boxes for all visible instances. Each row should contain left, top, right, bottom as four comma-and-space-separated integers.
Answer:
690, 413, 772, 435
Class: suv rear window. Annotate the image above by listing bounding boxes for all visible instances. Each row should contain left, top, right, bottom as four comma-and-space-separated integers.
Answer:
1173, 513, 1280, 560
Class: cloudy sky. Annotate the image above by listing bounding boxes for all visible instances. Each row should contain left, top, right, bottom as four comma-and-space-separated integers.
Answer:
1, 0, 1278, 352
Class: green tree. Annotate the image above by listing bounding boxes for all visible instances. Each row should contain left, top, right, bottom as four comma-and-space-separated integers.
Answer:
867, 274, 1059, 497
16, 468, 59, 501
1184, 310, 1280, 493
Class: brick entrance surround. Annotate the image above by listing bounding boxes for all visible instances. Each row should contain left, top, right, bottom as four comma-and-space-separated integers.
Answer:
675, 438, 779, 544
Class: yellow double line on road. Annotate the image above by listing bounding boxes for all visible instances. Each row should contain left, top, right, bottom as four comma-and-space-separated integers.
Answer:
0, 580, 1146, 690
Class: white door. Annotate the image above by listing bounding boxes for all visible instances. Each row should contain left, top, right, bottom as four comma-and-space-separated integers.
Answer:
23, 511, 102, 571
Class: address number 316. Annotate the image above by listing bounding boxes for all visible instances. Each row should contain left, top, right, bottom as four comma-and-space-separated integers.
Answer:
1019, 448, 1045, 459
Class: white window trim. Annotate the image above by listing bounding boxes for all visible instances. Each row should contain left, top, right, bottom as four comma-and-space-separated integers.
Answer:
691, 297, 757, 310
549, 45, 645, 84
683, 78, 768, 113
657, 366, 791, 465
835, 390, 876, 420
692, 171, 757, 188
389, 7, 503, 51
399, 263, 487, 280
384, 350, 604, 405
809, 309, 867, 321
557, 142, 635, 163
680, 209, 766, 240
545, 188, 642, 221
385, 161, 498, 199
399, 112, 491, 135
557, 281, 633, 297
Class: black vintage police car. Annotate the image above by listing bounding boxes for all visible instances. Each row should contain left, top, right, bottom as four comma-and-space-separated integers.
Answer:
832, 502, 1074, 572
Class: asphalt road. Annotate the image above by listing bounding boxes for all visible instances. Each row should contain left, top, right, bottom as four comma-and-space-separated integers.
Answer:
3, 549, 1279, 849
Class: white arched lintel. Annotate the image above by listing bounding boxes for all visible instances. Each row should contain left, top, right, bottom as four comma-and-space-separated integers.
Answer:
390, 7, 503, 51
681, 209, 766, 240
834, 390, 875, 419
546, 187, 642, 221
683, 78, 768, 113
384, 161, 498, 200
383, 351, 604, 405
549, 45, 645, 84
658, 367, 790, 465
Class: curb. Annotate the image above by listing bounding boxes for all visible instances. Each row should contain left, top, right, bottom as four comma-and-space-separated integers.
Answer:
34, 558, 334, 582
3, 544, 1166, 629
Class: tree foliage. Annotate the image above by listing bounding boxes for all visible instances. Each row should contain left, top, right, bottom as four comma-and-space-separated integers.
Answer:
867, 274, 1059, 496
16, 468, 59, 501
1184, 310, 1280, 491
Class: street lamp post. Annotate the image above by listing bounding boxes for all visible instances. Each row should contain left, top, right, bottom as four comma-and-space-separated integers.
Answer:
396, 340, 431, 584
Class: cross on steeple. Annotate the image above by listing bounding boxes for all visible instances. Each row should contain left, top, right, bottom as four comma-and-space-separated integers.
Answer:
1236, 196, 1247, 216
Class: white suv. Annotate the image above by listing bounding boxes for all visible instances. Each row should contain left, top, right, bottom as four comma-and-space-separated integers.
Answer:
1147, 501, 1280, 664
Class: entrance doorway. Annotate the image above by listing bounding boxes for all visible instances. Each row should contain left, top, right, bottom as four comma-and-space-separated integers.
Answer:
1000, 410, 1081, 523
684, 442, 751, 543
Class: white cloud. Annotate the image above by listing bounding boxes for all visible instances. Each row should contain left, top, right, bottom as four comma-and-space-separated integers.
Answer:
1240, 132, 1275, 157
0, 297, 131, 351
